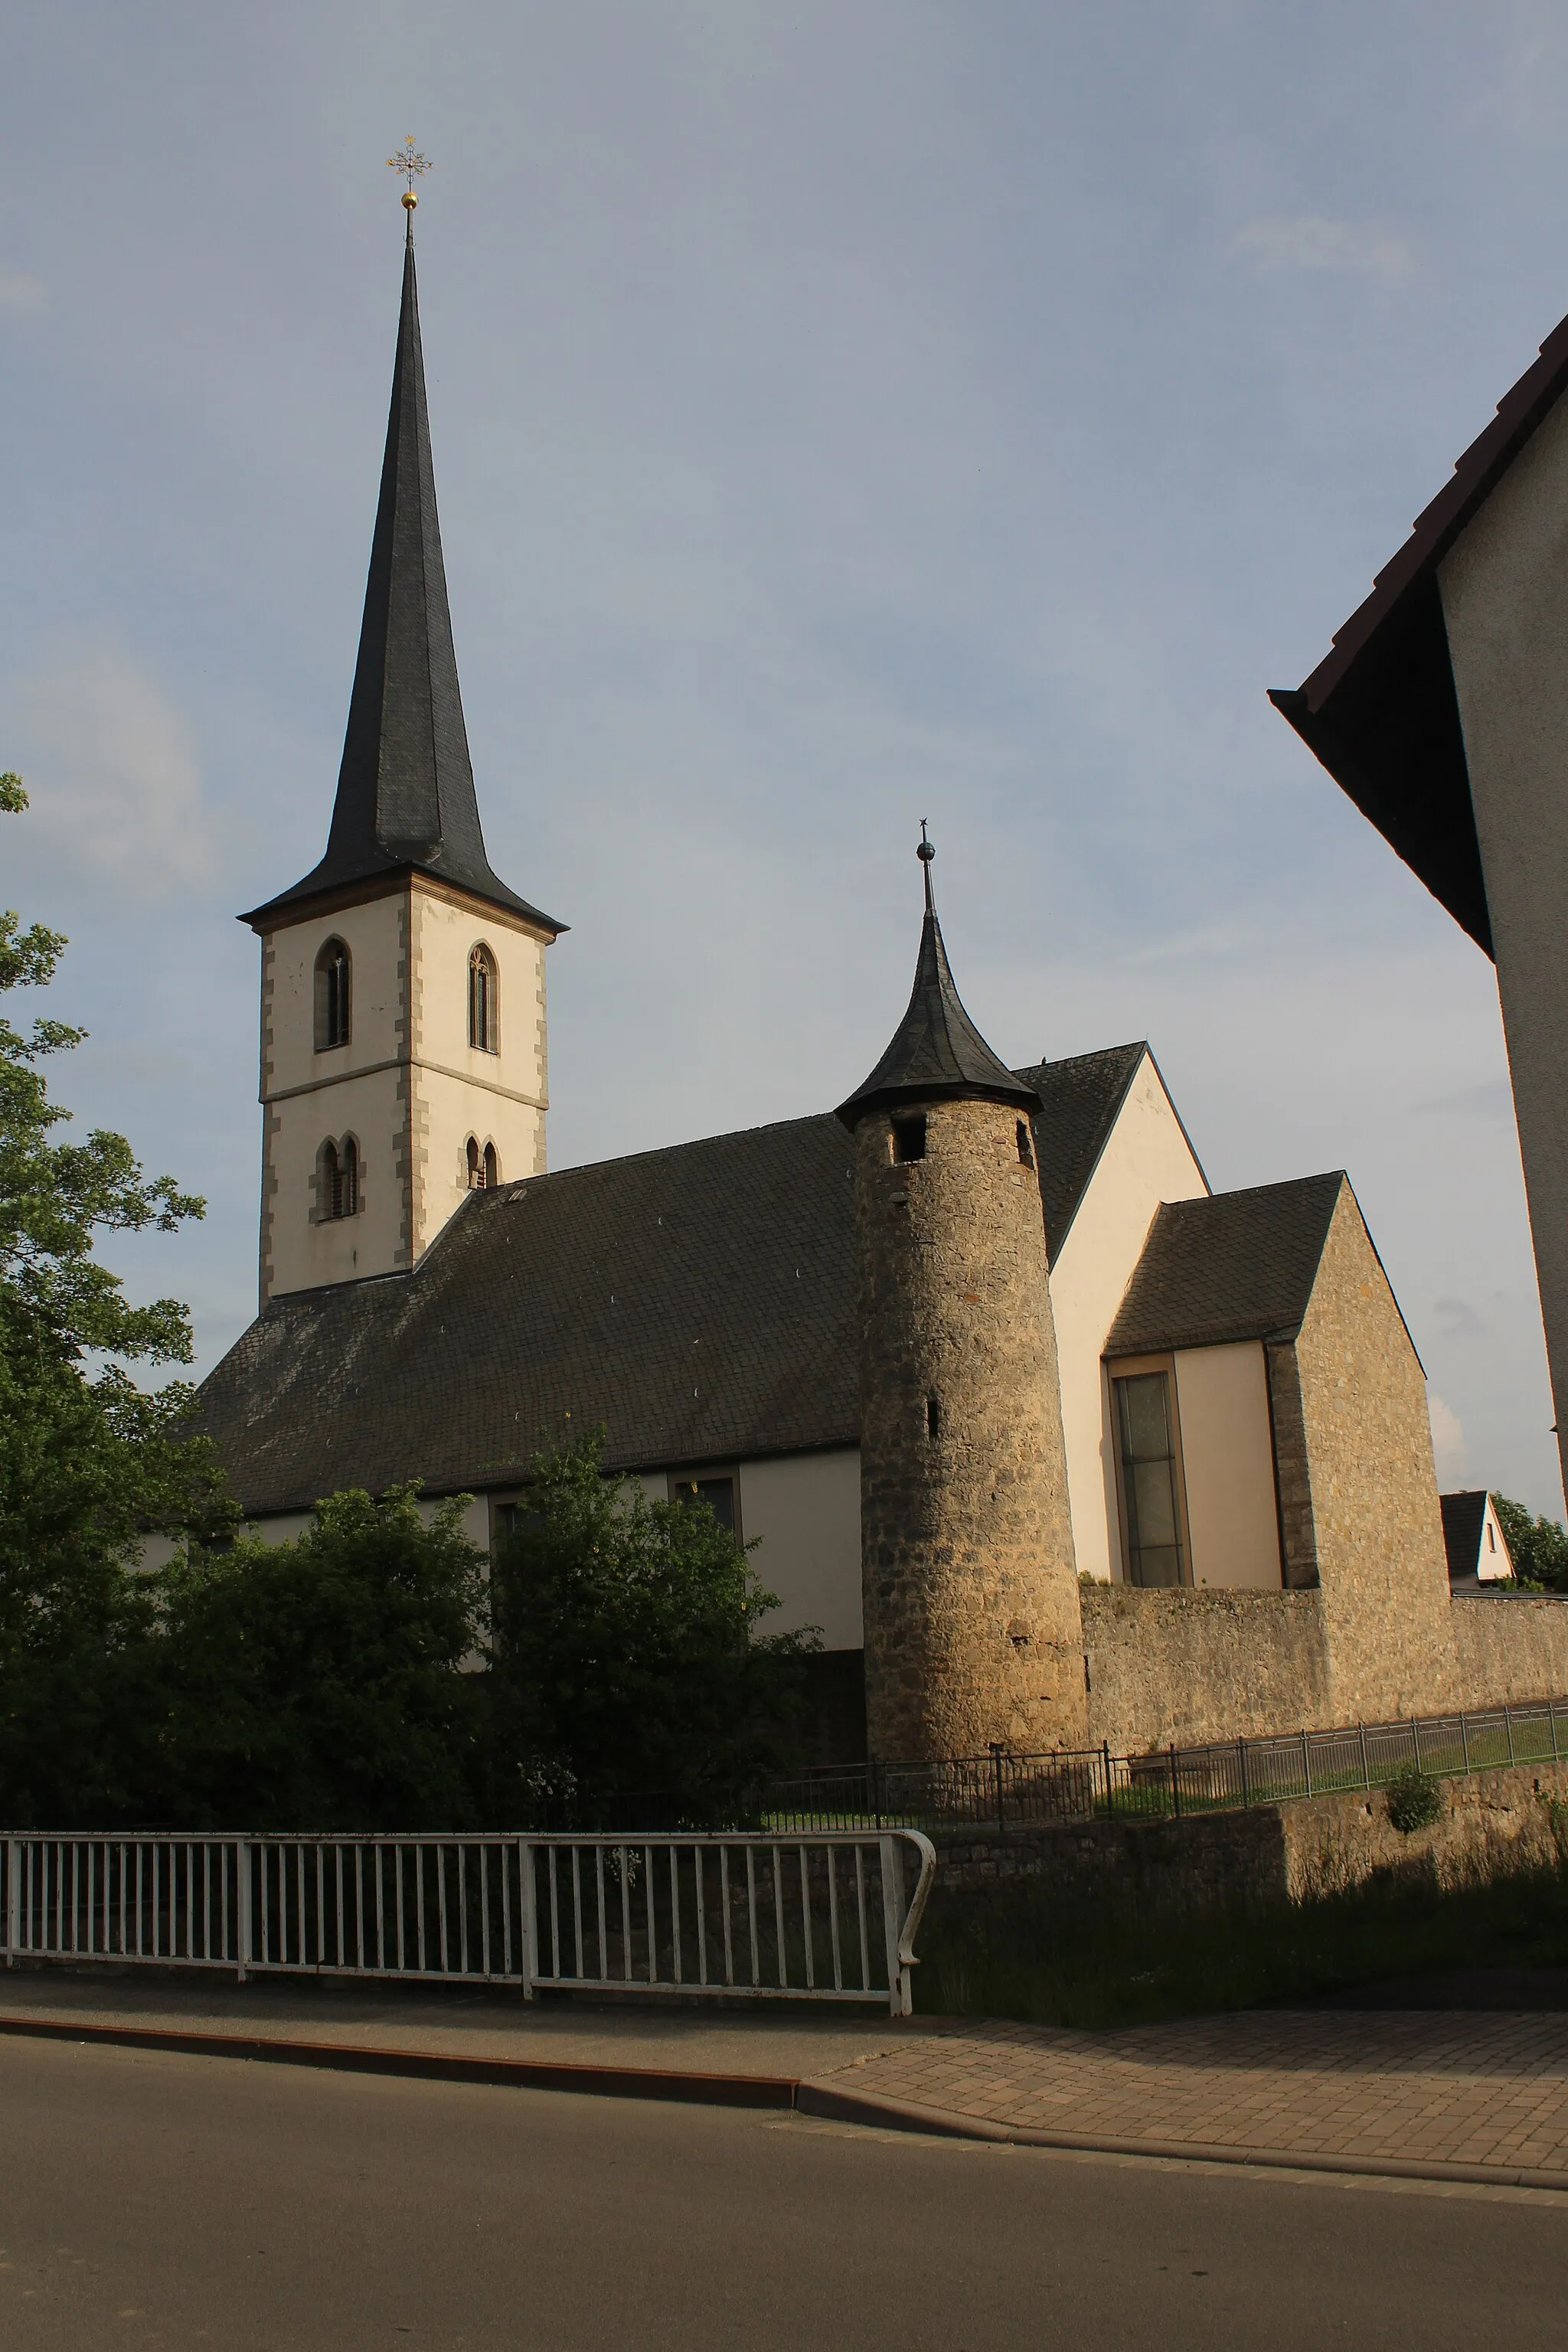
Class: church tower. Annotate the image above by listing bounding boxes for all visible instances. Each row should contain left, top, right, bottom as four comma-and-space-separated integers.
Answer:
241, 198, 564, 1304
837, 835, 1085, 1761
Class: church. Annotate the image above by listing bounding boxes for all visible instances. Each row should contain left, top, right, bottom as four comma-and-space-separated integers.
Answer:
197, 207, 1568, 1766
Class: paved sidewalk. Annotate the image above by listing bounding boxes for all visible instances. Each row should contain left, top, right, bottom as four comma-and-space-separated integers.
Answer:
5, 1966, 1568, 2188
810, 2009, 1568, 2184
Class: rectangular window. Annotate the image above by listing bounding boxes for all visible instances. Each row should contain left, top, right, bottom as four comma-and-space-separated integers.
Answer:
1113, 1368, 1187, 1588
668, 1472, 738, 1539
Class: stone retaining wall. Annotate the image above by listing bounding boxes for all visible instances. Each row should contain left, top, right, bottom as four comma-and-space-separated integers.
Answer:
930, 1756, 1568, 1913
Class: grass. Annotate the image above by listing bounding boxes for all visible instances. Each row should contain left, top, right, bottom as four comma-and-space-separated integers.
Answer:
913, 1851, 1568, 2030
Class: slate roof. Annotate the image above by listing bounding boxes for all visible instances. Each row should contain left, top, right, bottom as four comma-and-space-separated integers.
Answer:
837, 854, 1040, 1125
1103, 1172, 1346, 1358
1269, 303, 1568, 960
1439, 1489, 1489, 1585
198, 1044, 1155, 1515
242, 224, 563, 938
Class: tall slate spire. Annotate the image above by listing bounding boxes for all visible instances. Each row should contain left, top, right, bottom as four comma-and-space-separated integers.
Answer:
837, 831, 1040, 1126
243, 217, 562, 934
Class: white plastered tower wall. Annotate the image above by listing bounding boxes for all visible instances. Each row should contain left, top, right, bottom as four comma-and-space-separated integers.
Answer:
1437, 388, 1568, 1506
257, 877, 550, 1302
1047, 1050, 1209, 1583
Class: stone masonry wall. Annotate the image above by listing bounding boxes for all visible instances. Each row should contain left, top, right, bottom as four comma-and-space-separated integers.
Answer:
855, 1096, 1085, 1760
1295, 1184, 1460, 1723
1082, 1585, 1331, 1754
1264, 1340, 1318, 1589
1450, 1593, 1568, 1709
930, 1757, 1568, 1912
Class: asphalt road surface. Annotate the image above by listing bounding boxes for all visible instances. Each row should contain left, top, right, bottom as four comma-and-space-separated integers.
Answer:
2, 2036, 1566, 2350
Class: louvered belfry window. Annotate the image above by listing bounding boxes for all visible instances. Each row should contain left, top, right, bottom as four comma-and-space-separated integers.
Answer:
320, 1136, 358, 1220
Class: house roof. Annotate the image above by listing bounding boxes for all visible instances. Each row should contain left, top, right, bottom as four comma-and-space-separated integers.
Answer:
1269, 305, 1568, 960
198, 1044, 1154, 1515
1439, 1489, 1489, 1584
241, 223, 564, 939
1103, 1172, 1346, 1359
837, 846, 1040, 1125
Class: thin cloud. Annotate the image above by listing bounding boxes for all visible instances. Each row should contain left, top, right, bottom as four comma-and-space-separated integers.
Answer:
0, 266, 44, 315
2, 641, 222, 901
1428, 1391, 1467, 1485
1229, 215, 1416, 286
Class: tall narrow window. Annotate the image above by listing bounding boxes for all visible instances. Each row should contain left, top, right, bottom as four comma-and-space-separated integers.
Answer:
467, 1135, 482, 1188
337, 1135, 358, 1219
314, 938, 351, 1052
1113, 1369, 1186, 1588
469, 944, 498, 1053
483, 1140, 498, 1189
1016, 1119, 1034, 1168
891, 1114, 926, 1163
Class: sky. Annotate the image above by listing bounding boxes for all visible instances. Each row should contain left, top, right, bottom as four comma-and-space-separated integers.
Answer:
4, 2, 1568, 1515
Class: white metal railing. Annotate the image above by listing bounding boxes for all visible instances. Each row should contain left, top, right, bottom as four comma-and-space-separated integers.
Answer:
1, 1831, 936, 2017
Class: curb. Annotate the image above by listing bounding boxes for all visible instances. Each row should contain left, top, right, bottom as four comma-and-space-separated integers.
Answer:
8, 2011, 1566, 2194
0, 2012, 796, 2111
794, 2081, 1568, 2191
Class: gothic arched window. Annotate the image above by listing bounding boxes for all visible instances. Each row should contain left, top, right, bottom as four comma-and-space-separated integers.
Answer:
315, 938, 351, 1052
466, 1135, 499, 1191
318, 1135, 360, 1220
469, 944, 498, 1053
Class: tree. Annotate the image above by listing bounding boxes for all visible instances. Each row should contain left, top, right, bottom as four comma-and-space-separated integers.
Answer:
0, 773, 233, 1825
145, 1488, 488, 1832
488, 1433, 819, 1826
1490, 1494, 1568, 1594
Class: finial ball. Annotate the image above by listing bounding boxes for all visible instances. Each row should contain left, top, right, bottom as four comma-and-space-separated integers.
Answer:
403, 189, 418, 211
916, 835, 935, 864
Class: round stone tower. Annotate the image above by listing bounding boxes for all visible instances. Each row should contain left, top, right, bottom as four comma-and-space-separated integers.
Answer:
838, 834, 1086, 1762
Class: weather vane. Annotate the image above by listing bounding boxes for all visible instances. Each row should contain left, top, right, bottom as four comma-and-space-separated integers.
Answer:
387, 136, 432, 212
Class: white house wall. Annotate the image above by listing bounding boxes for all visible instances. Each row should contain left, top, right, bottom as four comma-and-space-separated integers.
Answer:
1171, 1342, 1282, 1589
1048, 1053, 1209, 1583
737, 1449, 863, 1648
1439, 391, 1568, 1508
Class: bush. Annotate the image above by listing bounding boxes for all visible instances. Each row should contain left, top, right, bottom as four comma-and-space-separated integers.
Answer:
488, 1432, 819, 1826
1490, 1494, 1568, 1592
1384, 1765, 1442, 1835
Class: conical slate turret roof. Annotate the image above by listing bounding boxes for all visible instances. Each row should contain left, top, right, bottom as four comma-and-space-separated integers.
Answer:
836, 839, 1040, 1126
242, 220, 563, 936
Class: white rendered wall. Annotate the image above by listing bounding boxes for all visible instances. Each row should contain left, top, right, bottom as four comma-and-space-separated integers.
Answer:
1439, 392, 1568, 1508
258, 880, 550, 1301
1171, 1342, 1282, 1589
1047, 1054, 1209, 1583
261, 893, 407, 1298
738, 1449, 863, 1648
407, 885, 549, 1259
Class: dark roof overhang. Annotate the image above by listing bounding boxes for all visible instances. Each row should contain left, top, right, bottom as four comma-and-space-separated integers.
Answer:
1269, 303, 1568, 962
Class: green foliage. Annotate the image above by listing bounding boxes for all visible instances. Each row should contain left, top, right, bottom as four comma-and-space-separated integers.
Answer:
0, 776, 237, 1824
1490, 1494, 1568, 1593
490, 1432, 819, 1826
1384, 1764, 1442, 1834
143, 1488, 488, 1832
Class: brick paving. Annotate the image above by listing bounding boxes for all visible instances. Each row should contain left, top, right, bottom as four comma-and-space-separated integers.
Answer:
810, 2010, 1568, 2176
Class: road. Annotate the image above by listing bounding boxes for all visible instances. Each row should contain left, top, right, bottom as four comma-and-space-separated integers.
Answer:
1, 2036, 1564, 2350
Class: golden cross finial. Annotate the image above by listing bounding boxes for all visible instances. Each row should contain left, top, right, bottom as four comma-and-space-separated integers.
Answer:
387, 136, 432, 211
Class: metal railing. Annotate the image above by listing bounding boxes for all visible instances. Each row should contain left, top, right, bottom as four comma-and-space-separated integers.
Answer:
758, 1695, 1568, 1834
0, 1830, 936, 2017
